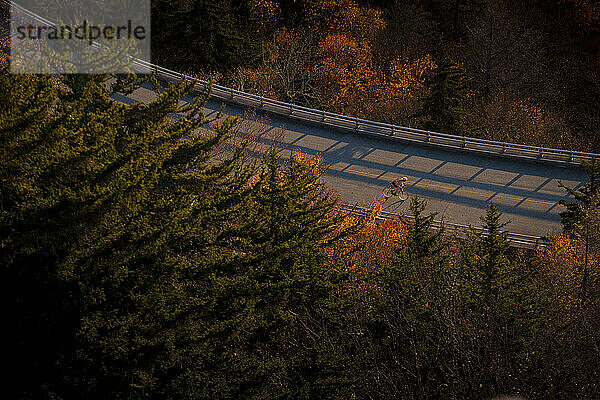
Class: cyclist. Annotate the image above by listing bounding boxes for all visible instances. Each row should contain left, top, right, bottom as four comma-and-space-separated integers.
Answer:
392, 176, 407, 195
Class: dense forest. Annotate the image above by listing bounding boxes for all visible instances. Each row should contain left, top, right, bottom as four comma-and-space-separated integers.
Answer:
1, 54, 599, 398
152, 0, 600, 152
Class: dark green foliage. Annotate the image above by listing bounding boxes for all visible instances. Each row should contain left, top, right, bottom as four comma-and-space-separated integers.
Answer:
462, 202, 511, 305
453, 203, 539, 396
405, 195, 445, 261
0, 63, 359, 398
3, 21, 600, 395
184, 151, 357, 398
479, 202, 511, 295
359, 251, 441, 398
559, 158, 600, 235
0, 65, 254, 398
418, 57, 469, 136
421, 0, 489, 37
152, 0, 261, 72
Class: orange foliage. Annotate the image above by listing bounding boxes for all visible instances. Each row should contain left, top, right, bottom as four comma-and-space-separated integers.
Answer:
250, 0, 280, 26
299, 0, 387, 115
227, 0, 436, 125
388, 55, 436, 100
536, 233, 599, 312
518, 99, 545, 127
318, 33, 384, 113
330, 200, 408, 288
304, 0, 385, 40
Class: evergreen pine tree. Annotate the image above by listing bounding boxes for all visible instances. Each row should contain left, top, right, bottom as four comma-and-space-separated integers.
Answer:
205, 150, 357, 398
152, 0, 261, 71
559, 158, 600, 236
362, 197, 446, 398
456, 203, 536, 396
419, 57, 468, 136
405, 195, 445, 261
1, 63, 255, 398
464, 202, 511, 304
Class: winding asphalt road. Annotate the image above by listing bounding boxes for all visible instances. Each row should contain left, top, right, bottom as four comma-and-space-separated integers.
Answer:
125, 84, 588, 238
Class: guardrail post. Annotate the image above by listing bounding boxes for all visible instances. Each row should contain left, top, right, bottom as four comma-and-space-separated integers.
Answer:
502, 143, 506, 153
390, 127, 395, 136
355, 118, 359, 131
570, 151, 574, 162
539, 148, 543, 159
463, 136, 467, 148
322, 110, 325, 123
427, 131, 430, 142
290, 105, 294, 116
230, 88, 234, 99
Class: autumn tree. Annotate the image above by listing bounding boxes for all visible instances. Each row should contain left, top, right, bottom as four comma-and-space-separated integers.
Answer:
532, 232, 600, 397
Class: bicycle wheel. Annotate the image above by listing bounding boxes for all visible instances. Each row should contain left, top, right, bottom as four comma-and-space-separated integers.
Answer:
383, 186, 393, 198
398, 189, 408, 201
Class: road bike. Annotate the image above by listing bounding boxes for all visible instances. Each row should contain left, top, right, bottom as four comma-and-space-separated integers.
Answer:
383, 184, 408, 201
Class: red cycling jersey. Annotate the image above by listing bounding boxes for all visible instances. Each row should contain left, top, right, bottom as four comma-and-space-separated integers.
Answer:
393, 178, 405, 187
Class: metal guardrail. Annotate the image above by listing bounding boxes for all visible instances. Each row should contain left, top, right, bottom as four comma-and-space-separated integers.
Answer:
338, 204, 548, 249
6, 0, 599, 165
132, 58, 600, 166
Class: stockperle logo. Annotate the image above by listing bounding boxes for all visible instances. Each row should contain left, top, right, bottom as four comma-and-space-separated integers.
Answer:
10, 0, 150, 74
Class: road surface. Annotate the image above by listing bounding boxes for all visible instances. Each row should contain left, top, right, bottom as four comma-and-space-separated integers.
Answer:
124, 84, 588, 237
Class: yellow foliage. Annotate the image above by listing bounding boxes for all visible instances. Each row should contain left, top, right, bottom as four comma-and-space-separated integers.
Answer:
290, 148, 328, 178
388, 55, 436, 98
331, 200, 408, 280
536, 233, 599, 312
250, 0, 279, 22
304, 0, 385, 40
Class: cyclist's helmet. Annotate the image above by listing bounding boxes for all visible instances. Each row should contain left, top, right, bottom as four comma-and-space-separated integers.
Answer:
402, 177, 407, 181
